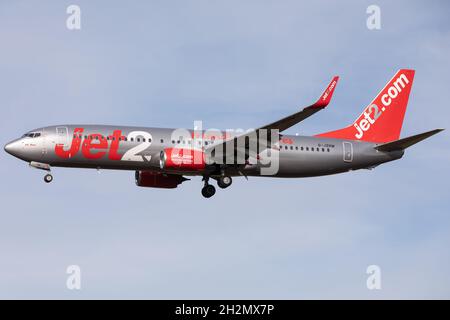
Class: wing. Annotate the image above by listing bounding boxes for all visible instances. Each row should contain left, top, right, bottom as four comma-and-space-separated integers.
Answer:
205, 76, 339, 163
259, 75, 339, 132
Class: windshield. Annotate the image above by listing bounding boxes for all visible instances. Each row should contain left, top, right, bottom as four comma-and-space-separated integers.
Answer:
22, 132, 41, 138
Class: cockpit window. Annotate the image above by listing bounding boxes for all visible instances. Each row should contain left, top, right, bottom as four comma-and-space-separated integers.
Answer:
22, 132, 41, 138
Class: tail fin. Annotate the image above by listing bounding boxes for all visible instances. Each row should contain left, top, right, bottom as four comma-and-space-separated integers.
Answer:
316, 69, 415, 143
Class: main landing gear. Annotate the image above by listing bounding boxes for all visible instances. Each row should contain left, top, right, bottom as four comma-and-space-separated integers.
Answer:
201, 175, 233, 198
217, 175, 232, 189
201, 177, 216, 198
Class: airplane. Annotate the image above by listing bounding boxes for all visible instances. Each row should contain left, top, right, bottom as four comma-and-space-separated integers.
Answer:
4, 69, 443, 198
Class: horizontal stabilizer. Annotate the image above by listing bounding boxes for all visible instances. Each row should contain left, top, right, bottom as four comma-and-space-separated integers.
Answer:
374, 129, 444, 152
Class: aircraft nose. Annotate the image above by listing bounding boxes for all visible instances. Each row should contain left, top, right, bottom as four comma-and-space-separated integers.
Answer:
4, 142, 12, 154
4, 139, 21, 156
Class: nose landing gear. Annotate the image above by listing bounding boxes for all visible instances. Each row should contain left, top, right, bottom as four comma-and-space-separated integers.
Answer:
44, 173, 53, 183
29, 161, 53, 184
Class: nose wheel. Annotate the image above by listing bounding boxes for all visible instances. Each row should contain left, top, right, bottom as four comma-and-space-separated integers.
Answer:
44, 173, 53, 183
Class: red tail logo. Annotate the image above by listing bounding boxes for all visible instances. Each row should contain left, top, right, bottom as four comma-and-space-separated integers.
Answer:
316, 69, 415, 143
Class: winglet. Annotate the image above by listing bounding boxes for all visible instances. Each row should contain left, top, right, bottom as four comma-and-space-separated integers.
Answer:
311, 76, 339, 108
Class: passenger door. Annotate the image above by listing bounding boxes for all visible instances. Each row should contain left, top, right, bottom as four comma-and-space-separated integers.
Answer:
343, 141, 353, 162
56, 127, 69, 148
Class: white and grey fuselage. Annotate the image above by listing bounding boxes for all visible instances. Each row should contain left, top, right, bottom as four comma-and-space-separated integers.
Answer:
4, 124, 403, 178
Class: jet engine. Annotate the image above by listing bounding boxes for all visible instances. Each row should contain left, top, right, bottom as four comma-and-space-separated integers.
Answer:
135, 171, 188, 189
159, 148, 206, 171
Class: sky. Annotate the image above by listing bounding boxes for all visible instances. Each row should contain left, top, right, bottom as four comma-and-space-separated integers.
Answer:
0, 0, 449, 299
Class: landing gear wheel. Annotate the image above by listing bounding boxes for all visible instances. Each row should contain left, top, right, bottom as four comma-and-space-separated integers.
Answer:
201, 184, 216, 198
44, 174, 53, 183
217, 176, 232, 189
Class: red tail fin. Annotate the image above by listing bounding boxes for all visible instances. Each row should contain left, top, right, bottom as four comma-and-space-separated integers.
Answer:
316, 69, 415, 143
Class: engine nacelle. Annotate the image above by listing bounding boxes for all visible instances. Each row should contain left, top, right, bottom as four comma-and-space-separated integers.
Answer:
135, 171, 187, 189
159, 148, 206, 171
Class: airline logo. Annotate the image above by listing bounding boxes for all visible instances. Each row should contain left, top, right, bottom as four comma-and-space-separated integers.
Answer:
55, 128, 153, 162
313, 76, 339, 108
55, 128, 124, 160
321, 79, 337, 102
354, 73, 410, 139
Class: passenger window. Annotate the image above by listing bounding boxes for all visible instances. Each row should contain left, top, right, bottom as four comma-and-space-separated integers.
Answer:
290, 146, 293, 150
322, 148, 325, 152
137, 138, 141, 142
172, 140, 175, 144
160, 139, 164, 143
306, 147, 309, 151
295, 146, 298, 150
301, 147, 304, 151
327, 148, 330, 152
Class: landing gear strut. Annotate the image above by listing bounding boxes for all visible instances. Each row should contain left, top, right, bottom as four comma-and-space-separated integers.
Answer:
201, 177, 216, 198
44, 173, 53, 183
